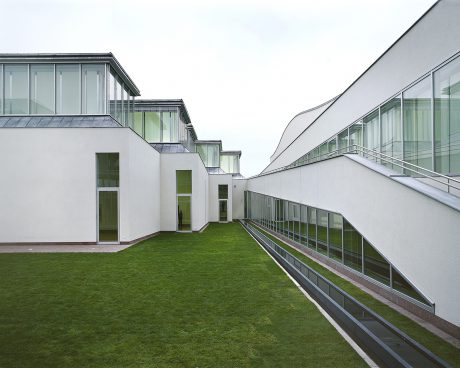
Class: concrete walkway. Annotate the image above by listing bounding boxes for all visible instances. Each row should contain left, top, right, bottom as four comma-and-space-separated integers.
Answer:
0, 243, 133, 253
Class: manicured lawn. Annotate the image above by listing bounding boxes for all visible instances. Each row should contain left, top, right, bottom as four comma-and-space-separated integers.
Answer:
0, 223, 366, 368
251, 222, 460, 368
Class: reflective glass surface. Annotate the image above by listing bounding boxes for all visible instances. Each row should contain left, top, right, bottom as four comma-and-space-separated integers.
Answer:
30, 64, 54, 114
56, 64, 80, 114
343, 219, 362, 272
4, 64, 28, 114
176, 170, 192, 194
218, 184, 228, 199
82, 64, 105, 114
97, 153, 119, 187
328, 213, 342, 261
98, 191, 118, 242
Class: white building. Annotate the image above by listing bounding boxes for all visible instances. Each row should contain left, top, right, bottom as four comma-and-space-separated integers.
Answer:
0, 0, 459, 340
246, 0, 460, 337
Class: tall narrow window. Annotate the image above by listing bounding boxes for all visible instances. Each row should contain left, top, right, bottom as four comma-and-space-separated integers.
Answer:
177, 170, 192, 232
4, 64, 28, 114
434, 56, 460, 174
82, 64, 105, 114
218, 184, 228, 222
363, 110, 379, 152
328, 213, 343, 262
0, 65, 3, 113
30, 64, 54, 114
381, 96, 402, 171
56, 64, 80, 114
343, 219, 362, 272
307, 207, 317, 250
109, 71, 116, 118
97, 153, 119, 243
145, 112, 161, 142
403, 76, 432, 170
317, 209, 328, 255
133, 112, 144, 137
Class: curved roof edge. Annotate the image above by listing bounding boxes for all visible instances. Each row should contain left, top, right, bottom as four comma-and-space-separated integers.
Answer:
269, 95, 338, 162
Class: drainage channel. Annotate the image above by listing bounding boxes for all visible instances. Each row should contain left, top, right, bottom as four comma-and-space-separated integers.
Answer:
240, 220, 451, 368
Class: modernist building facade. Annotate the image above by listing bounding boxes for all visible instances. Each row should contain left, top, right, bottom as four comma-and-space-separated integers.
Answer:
245, 0, 460, 335
0, 0, 459, 339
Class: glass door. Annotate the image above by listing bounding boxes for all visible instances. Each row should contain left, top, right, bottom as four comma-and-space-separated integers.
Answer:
98, 189, 118, 243
177, 195, 191, 232
219, 200, 228, 222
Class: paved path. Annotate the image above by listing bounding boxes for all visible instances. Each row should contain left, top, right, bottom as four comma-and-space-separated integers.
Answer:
0, 243, 133, 253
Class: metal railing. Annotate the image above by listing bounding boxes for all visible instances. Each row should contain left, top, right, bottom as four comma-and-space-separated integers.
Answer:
261, 144, 460, 195
241, 220, 451, 368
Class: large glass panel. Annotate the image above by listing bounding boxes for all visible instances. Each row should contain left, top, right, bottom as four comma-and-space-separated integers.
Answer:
56, 64, 80, 114
363, 239, 390, 286
328, 213, 343, 262
319, 142, 328, 159
82, 64, 105, 114
109, 71, 116, 118
30, 64, 54, 114
115, 78, 122, 123
363, 110, 379, 152
338, 129, 349, 153
403, 76, 432, 170
177, 196, 191, 231
434, 56, 460, 174
133, 112, 143, 136
97, 153, 119, 187
196, 145, 208, 166
328, 137, 337, 155
317, 209, 328, 255
4, 64, 28, 114
349, 121, 363, 147
381, 96, 402, 171
218, 184, 228, 199
145, 112, 161, 142
170, 110, 179, 142
162, 111, 171, 142
343, 219, 362, 272
208, 145, 220, 167
98, 191, 118, 242
300, 205, 308, 246
392, 267, 428, 304
176, 170, 192, 194
0, 65, 2, 113
307, 207, 316, 250
123, 87, 129, 124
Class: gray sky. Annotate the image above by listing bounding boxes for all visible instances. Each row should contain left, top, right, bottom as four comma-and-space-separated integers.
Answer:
1, 0, 435, 176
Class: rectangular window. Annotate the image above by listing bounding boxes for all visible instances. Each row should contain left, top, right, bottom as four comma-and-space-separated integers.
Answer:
381, 96, 402, 171
0, 64, 3, 113
349, 121, 363, 147
145, 112, 161, 142
115, 78, 122, 123
97, 153, 119, 187
176, 170, 192, 194
30, 64, 54, 114
434, 56, 460, 174
109, 70, 116, 118
307, 207, 316, 250
363, 238, 390, 286
403, 76, 432, 170
177, 196, 191, 231
363, 110, 379, 152
300, 205, 308, 246
328, 213, 343, 262
56, 64, 80, 114
338, 129, 349, 153
317, 209, 328, 255
4, 64, 28, 114
82, 64, 105, 114
343, 219, 362, 272
218, 184, 228, 199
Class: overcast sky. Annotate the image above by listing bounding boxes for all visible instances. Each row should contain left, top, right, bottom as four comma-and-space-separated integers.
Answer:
1, 0, 435, 176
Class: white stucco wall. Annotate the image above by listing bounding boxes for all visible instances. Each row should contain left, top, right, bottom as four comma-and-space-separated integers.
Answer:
208, 174, 233, 222
232, 178, 247, 219
159, 153, 209, 231
264, 0, 460, 173
247, 156, 460, 327
0, 127, 160, 243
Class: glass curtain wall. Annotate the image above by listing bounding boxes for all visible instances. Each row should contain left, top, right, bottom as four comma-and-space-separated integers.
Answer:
434, 56, 460, 174
145, 112, 161, 142
220, 154, 240, 174
363, 110, 380, 153
196, 144, 220, 167
247, 191, 430, 306
56, 64, 80, 114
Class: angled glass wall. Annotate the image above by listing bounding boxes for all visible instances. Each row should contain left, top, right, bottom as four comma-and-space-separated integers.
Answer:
131, 107, 183, 144
247, 191, 431, 307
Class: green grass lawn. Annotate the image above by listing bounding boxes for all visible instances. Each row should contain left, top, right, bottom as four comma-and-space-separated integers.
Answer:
251, 222, 460, 368
0, 223, 367, 368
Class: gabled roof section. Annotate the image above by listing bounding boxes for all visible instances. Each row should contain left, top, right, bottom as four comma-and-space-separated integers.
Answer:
0, 115, 121, 128
0, 53, 140, 96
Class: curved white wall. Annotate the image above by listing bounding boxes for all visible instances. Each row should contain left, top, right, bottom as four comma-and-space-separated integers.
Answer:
264, 0, 460, 173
